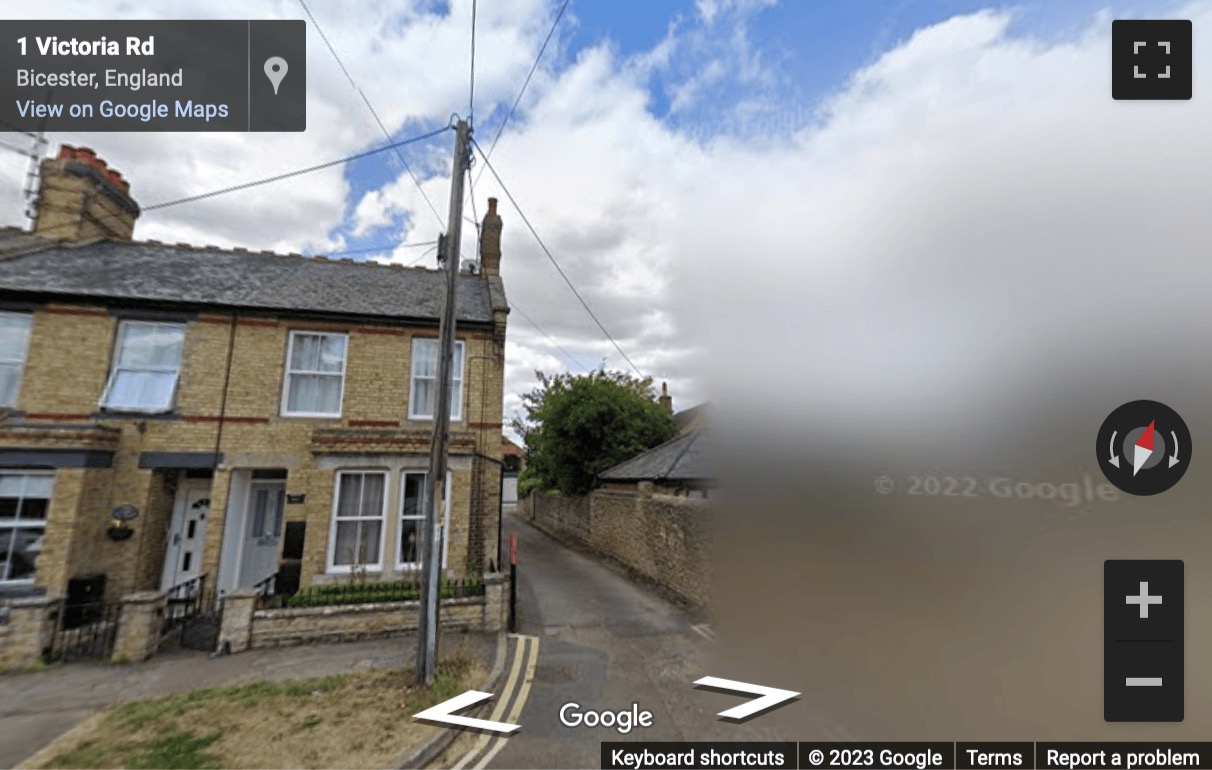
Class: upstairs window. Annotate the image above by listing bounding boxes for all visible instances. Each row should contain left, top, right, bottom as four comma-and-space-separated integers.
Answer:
282, 332, 347, 417
0, 313, 32, 407
101, 321, 185, 413
409, 339, 464, 420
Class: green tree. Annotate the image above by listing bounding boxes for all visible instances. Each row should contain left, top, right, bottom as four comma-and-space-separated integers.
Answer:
511, 369, 675, 497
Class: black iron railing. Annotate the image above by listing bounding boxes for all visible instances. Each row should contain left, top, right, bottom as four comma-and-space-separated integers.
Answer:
161, 573, 218, 651
45, 598, 121, 662
252, 572, 285, 610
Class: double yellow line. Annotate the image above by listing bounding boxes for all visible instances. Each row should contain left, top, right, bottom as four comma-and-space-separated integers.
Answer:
451, 633, 540, 770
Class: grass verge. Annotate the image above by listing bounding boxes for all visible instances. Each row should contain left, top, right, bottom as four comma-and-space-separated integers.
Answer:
33, 657, 476, 770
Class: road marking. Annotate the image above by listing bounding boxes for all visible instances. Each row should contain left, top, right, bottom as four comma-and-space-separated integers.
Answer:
451, 634, 539, 770
691, 623, 716, 641
451, 635, 528, 770
473, 635, 539, 769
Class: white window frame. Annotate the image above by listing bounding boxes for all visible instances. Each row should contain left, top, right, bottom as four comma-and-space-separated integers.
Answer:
408, 339, 464, 421
325, 470, 388, 573
100, 320, 186, 414
397, 470, 451, 570
0, 312, 32, 408
281, 331, 348, 418
0, 471, 53, 584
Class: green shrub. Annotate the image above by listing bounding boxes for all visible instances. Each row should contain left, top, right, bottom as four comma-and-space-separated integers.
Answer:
285, 575, 483, 608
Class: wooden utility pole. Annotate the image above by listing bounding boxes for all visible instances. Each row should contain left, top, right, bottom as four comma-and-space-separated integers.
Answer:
416, 118, 470, 685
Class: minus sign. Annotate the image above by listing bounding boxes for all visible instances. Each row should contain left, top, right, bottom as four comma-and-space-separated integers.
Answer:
1126, 678, 1163, 687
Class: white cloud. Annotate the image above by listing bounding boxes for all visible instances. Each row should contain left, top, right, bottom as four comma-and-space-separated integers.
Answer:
6, 0, 1207, 439
351, 190, 392, 237
695, 0, 777, 27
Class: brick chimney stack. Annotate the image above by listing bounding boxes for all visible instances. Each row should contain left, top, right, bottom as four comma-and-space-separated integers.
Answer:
659, 382, 673, 415
479, 197, 502, 276
33, 146, 140, 242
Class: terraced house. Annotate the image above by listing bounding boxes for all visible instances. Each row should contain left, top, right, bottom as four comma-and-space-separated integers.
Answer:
0, 146, 509, 613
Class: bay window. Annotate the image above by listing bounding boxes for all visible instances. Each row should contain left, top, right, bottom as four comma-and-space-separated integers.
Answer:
327, 471, 386, 570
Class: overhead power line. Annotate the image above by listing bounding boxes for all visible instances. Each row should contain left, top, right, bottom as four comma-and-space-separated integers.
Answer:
473, 0, 570, 186
511, 303, 592, 373
469, 0, 478, 126
315, 239, 439, 258
466, 161, 480, 248
143, 126, 451, 212
298, 0, 448, 230
470, 137, 644, 377
29, 126, 452, 240
463, 159, 586, 374
408, 242, 441, 266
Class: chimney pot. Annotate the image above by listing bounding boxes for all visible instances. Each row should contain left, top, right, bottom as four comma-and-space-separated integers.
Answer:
487, 197, 497, 215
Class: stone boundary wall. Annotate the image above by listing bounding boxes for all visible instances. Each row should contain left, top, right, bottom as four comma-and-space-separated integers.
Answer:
1, 591, 169, 670
249, 597, 484, 649
523, 486, 711, 608
0, 597, 57, 670
218, 573, 508, 653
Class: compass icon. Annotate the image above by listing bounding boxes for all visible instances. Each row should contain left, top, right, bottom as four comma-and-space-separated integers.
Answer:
1097, 400, 1191, 495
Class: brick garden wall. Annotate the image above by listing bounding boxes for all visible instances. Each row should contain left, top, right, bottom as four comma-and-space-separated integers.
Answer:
523, 487, 711, 609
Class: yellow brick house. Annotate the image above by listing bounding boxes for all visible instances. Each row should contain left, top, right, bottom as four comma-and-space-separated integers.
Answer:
0, 146, 509, 610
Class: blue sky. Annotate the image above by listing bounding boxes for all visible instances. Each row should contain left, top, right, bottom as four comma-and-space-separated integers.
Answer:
325, 0, 1165, 262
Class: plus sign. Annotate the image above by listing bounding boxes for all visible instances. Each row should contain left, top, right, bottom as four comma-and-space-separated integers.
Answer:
1127, 581, 1163, 619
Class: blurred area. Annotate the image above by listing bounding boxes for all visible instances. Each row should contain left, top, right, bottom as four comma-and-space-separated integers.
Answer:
705, 284, 1212, 739
693, 4, 1212, 737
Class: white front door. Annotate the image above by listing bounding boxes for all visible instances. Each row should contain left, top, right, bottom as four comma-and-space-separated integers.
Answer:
238, 481, 284, 589
161, 479, 211, 592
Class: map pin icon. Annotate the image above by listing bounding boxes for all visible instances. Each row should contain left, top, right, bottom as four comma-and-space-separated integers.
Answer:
264, 57, 288, 95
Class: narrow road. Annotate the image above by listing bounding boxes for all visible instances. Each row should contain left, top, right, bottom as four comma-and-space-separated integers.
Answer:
440, 511, 778, 769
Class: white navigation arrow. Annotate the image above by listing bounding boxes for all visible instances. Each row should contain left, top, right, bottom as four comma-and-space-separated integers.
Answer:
1109, 431, 1120, 468
413, 690, 520, 734
1170, 430, 1181, 468
694, 676, 799, 721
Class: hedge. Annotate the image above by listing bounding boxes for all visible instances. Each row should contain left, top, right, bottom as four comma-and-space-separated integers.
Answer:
284, 576, 484, 608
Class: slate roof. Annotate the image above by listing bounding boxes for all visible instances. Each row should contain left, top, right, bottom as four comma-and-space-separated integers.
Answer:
672, 403, 707, 435
598, 428, 711, 483
0, 229, 507, 324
